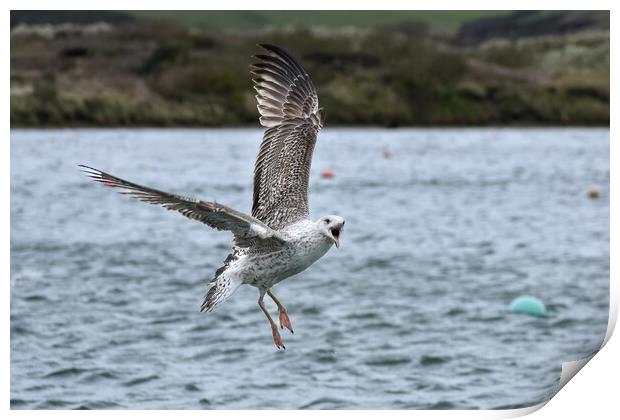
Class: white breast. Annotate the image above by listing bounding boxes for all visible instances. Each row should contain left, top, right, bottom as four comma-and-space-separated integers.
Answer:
282, 219, 333, 274
238, 219, 333, 288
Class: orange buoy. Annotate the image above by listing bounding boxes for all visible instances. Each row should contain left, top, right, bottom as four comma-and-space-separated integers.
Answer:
587, 186, 600, 199
321, 167, 335, 179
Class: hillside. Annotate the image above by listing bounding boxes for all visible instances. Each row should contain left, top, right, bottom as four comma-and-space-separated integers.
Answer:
11, 10, 508, 34
10, 10, 609, 127
129, 10, 509, 34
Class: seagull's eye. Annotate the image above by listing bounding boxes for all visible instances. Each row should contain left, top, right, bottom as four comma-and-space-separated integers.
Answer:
325, 218, 330, 224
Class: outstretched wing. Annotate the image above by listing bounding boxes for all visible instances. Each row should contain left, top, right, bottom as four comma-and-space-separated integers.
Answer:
251, 44, 325, 230
79, 165, 286, 249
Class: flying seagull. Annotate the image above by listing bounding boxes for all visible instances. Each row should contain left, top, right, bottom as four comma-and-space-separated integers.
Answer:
80, 44, 344, 349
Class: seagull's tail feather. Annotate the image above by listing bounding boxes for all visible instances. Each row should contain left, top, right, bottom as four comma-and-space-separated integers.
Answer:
200, 254, 242, 313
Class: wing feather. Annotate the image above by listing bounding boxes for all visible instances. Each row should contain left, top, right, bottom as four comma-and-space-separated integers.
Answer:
251, 44, 325, 229
79, 165, 285, 248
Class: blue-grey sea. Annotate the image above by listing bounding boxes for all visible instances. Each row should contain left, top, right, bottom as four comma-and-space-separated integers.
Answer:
10, 128, 609, 409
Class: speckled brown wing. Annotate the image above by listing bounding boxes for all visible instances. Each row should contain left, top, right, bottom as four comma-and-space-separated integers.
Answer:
251, 44, 325, 230
79, 165, 285, 249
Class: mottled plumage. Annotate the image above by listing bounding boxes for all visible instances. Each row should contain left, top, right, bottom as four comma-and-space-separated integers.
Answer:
80, 44, 345, 349
251, 44, 325, 230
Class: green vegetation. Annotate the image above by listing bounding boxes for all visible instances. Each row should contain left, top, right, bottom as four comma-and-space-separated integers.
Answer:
10, 11, 609, 127
129, 11, 509, 34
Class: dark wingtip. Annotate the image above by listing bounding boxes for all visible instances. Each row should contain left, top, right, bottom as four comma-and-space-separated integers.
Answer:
78, 164, 100, 173
78, 164, 101, 177
258, 43, 283, 56
256, 44, 304, 73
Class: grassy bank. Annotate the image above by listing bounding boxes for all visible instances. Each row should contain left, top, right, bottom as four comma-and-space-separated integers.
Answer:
10, 11, 609, 127
129, 11, 510, 34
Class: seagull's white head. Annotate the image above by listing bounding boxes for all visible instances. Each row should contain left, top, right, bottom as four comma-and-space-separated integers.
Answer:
317, 215, 345, 248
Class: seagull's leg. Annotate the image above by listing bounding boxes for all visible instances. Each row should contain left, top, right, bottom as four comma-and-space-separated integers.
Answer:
258, 290, 285, 350
267, 289, 293, 334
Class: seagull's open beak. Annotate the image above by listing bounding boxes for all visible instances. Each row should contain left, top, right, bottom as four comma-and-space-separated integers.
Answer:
330, 227, 341, 248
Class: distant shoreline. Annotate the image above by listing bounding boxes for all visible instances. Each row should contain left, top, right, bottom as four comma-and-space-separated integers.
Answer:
9, 124, 610, 130
11, 12, 609, 129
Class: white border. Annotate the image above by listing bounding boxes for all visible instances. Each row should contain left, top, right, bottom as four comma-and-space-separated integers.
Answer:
5, 1, 616, 418
5, 1, 618, 11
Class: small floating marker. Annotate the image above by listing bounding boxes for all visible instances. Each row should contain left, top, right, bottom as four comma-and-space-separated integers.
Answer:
587, 185, 600, 199
321, 167, 335, 179
510, 296, 547, 317
383, 148, 392, 159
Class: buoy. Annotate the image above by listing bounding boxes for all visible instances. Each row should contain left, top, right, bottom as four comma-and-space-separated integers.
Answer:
321, 167, 335, 179
383, 148, 392, 159
587, 186, 600, 199
510, 296, 547, 317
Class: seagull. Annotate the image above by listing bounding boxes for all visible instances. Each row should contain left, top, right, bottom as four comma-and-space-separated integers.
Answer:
79, 44, 344, 349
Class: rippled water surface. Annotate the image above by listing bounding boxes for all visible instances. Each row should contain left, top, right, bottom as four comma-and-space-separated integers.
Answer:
11, 128, 609, 409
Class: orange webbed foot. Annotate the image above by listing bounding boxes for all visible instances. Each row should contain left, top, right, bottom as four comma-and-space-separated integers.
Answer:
279, 311, 294, 334
271, 325, 286, 350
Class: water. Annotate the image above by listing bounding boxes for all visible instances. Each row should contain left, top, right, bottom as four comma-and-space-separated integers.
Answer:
10, 128, 609, 409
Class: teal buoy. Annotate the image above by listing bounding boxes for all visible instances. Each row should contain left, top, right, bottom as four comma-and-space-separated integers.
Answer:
510, 296, 547, 317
